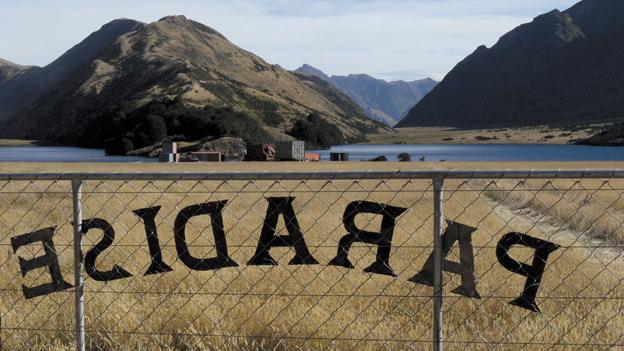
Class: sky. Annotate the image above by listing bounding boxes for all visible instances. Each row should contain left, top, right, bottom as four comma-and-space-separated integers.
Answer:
0, 0, 580, 81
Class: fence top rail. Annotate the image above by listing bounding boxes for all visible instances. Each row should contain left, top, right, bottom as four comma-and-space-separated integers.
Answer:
0, 169, 624, 181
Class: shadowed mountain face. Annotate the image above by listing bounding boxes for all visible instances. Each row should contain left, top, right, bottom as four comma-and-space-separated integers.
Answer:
0, 19, 146, 121
0, 58, 30, 85
580, 123, 624, 146
295, 64, 437, 126
397, 0, 624, 128
0, 16, 384, 151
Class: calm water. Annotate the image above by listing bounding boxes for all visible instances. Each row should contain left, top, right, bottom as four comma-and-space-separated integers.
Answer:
0, 144, 622, 162
311, 144, 624, 162
0, 146, 153, 162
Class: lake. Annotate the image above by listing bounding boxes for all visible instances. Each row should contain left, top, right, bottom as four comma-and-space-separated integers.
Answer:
0, 144, 622, 162
311, 144, 624, 162
0, 146, 153, 162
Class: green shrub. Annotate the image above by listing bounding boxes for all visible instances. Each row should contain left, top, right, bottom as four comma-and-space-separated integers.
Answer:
80, 99, 272, 155
288, 113, 345, 149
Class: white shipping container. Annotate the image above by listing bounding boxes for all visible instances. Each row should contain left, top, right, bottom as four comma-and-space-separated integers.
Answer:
162, 142, 177, 154
275, 141, 305, 161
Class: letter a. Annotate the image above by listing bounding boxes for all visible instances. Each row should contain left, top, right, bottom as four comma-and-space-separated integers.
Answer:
409, 220, 480, 298
248, 197, 318, 265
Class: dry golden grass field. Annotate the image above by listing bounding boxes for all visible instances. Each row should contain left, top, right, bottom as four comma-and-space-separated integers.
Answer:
0, 162, 623, 350
368, 125, 607, 145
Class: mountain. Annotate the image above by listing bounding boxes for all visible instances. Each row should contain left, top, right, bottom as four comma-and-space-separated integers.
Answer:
295, 64, 437, 126
397, 0, 624, 129
0, 16, 385, 152
296, 64, 331, 81
0, 58, 30, 84
0, 19, 146, 121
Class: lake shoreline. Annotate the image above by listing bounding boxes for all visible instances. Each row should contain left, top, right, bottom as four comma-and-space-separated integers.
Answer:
368, 124, 610, 145
0, 122, 612, 151
0, 139, 37, 147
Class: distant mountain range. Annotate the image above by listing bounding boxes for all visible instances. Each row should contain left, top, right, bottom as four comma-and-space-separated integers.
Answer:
0, 16, 387, 153
398, 0, 624, 129
295, 64, 437, 126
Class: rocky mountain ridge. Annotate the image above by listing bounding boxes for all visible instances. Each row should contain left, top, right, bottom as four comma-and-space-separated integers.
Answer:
0, 58, 30, 84
398, 0, 624, 128
295, 64, 437, 126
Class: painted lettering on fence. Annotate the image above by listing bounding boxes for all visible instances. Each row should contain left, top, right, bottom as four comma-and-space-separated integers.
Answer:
10, 199, 559, 312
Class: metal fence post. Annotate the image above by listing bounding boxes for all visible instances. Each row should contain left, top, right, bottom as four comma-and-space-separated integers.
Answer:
71, 179, 85, 351
433, 177, 444, 351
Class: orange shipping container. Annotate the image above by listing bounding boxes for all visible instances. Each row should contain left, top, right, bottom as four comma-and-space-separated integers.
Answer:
304, 152, 320, 162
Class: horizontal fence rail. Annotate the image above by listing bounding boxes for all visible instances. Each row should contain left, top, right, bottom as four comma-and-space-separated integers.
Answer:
0, 170, 623, 350
2, 169, 624, 181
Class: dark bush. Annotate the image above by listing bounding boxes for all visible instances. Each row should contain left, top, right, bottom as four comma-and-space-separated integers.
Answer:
474, 135, 498, 141
147, 115, 168, 140
397, 153, 411, 162
288, 113, 345, 149
82, 99, 272, 155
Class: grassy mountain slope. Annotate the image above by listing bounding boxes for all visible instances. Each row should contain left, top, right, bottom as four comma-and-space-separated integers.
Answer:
0, 19, 146, 121
0, 16, 386, 152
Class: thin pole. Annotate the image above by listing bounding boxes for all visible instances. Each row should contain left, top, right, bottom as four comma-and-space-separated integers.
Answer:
71, 180, 85, 351
433, 177, 444, 351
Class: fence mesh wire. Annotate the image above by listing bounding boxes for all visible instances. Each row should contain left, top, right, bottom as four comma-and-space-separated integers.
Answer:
0, 173, 623, 350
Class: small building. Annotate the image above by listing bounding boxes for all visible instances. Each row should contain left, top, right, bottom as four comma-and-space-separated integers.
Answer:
159, 142, 180, 163
245, 144, 276, 161
191, 152, 223, 162
330, 152, 349, 161
275, 141, 305, 161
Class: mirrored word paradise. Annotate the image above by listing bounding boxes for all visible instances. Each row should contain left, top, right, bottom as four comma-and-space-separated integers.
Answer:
11, 197, 559, 313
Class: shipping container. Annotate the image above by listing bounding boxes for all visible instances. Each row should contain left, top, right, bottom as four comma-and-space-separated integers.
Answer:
162, 141, 177, 154
245, 144, 276, 161
191, 152, 222, 162
330, 152, 349, 161
304, 152, 320, 162
275, 141, 305, 161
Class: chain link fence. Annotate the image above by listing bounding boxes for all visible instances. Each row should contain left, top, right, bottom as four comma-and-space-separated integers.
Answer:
0, 170, 623, 350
